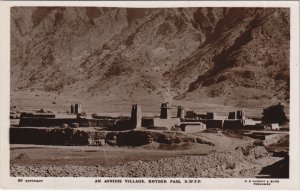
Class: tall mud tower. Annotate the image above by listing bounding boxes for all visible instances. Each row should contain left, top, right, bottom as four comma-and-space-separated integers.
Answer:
131, 104, 142, 129
160, 102, 171, 119
75, 104, 82, 114
177, 106, 185, 120
70, 105, 75, 114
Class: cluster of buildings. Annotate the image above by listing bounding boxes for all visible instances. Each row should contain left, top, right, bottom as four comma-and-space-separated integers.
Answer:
131, 102, 250, 132
18, 102, 275, 133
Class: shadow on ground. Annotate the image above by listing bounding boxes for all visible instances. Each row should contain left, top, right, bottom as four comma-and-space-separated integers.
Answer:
258, 156, 289, 178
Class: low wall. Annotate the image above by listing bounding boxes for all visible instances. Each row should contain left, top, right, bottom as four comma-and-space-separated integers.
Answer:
185, 119, 245, 129
10, 127, 91, 145
20, 113, 55, 118
19, 117, 117, 127
142, 118, 180, 130
223, 120, 244, 129
244, 124, 264, 130
10, 128, 215, 147
141, 118, 154, 127
153, 118, 180, 130
247, 134, 266, 140
114, 119, 135, 130
182, 124, 206, 133
200, 120, 224, 129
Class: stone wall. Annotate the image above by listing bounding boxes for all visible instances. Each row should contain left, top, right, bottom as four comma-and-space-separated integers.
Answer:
19, 117, 117, 127
183, 119, 224, 129
20, 113, 55, 118
10, 128, 215, 147
182, 124, 206, 133
114, 119, 135, 130
201, 120, 224, 129
10, 127, 90, 145
142, 118, 180, 130
223, 120, 244, 129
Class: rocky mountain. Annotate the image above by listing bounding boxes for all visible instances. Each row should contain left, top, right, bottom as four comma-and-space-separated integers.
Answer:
11, 7, 290, 109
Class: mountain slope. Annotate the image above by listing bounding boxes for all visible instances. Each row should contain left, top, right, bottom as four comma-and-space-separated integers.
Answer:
11, 7, 290, 109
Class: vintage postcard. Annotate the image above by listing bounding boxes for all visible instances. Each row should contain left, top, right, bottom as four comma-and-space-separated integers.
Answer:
0, 1, 299, 190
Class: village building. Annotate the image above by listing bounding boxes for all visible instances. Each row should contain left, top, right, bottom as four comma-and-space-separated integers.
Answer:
180, 122, 206, 133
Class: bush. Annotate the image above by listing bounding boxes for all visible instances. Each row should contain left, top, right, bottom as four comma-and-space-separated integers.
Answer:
77, 112, 87, 119
36, 108, 45, 113
186, 110, 199, 118
262, 103, 288, 125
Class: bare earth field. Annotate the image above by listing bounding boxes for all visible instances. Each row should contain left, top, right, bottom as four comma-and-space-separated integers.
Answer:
10, 133, 285, 178
11, 132, 244, 167
10, 144, 214, 167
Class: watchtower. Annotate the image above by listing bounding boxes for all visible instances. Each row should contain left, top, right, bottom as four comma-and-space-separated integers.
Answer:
70, 105, 75, 114
237, 110, 245, 120
131, 104, 142, 128
228, 112, 236, 119
207, 112, 215, 119
75, 104, 82, 114
177, 106, 185, 120
160, 102, 171, 119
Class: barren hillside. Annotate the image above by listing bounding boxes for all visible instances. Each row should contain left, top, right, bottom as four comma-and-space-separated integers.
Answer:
11, 7, 290, 110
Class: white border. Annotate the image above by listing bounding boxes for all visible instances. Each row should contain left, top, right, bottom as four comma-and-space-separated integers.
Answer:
0, 1, 299, 190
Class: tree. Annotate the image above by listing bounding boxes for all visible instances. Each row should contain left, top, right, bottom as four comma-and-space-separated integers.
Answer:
77, 112, 87, 119
185, 110, 199, 118
36, 108, 45, 113
262, 103, 288, 125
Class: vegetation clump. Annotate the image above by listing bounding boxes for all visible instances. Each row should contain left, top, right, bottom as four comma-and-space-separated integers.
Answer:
262, 103, 288, 125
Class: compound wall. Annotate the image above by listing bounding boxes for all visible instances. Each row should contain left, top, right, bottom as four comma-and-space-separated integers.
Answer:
19, 117, 117, 127
182, 124, 206, 133
142, 117, 180, 130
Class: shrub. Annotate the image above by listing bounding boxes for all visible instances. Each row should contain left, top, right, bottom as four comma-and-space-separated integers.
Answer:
186, 110, 199, 118
262, 103, 288, 125
77, 112, 87, 119
36, 108, 45, 113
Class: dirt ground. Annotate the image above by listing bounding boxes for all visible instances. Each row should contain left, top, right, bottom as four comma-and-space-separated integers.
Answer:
10, 142, 283, 178
10, 132, 251, 167
10, 143, 214, 167
10, 132, 286, 178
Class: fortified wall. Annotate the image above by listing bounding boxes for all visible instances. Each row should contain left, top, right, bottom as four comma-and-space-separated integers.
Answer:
19, 104, 124, 128
185, 111, 246, 129
17, 102, 261, 131
141, 102, 181, 130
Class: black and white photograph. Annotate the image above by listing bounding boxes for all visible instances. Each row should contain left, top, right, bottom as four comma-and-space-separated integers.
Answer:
1, 1, 300, 190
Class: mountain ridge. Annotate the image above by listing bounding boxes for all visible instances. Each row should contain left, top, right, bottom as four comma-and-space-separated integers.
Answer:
11, 7, 290, 109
